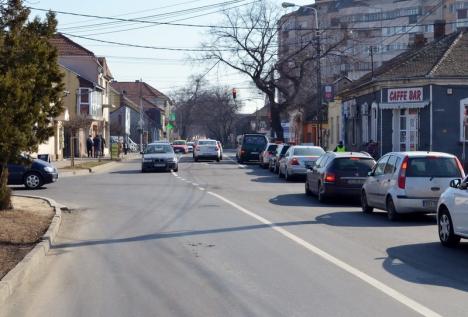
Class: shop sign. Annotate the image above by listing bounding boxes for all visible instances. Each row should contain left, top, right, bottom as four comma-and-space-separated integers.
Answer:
388, 87, 423, 103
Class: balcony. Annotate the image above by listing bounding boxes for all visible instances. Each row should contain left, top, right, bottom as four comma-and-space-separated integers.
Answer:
77, 88, 103, 120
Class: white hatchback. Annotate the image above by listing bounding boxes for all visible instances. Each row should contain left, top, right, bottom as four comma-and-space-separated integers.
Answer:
361, 152, 465, 221
437, 176, 468, 247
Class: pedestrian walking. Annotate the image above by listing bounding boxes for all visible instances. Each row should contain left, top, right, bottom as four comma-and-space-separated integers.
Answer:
123, 141, 128, 155
86, 135, 94, 158
100, 135, 106, 157
334, 141, 346, 152
93, 135, 101, 158
366, 139, 378, 159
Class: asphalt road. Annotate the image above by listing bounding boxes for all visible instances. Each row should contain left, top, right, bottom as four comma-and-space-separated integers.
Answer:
2, 151, 468, 317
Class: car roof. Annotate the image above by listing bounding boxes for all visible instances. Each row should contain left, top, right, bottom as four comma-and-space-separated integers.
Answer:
291, 145, 322, 149
326, 151, 373, 158
384, 151, 456, 158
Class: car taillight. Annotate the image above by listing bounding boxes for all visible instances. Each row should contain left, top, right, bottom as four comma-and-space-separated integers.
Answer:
324, 172, 336, 183
291, 158, 299, 165
241, 150, 245, 156
398, 156, 409, 189
455, 157, 465, 177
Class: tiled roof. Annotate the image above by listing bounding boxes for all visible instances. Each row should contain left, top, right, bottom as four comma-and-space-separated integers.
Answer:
343, 30, 468, 93
110, 81, 168, 111
50, 33, 95, 56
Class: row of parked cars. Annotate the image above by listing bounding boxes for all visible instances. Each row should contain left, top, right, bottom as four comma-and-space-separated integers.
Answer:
236, 134, 468, 247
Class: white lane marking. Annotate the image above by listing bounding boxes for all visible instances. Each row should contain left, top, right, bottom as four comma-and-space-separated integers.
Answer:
192, 183, 199, 186
225, 156, 246, 168
198, 187, 205, 191
180, 178, 186, 181
207, 191, 441, 317
172, 172, 178, 177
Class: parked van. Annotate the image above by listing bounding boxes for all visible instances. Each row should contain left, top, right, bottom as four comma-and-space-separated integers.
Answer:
236, 134, 268, 163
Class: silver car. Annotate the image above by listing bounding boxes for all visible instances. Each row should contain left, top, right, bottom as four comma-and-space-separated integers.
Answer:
141, 143, 178, 173
278, 145, 325, 180
361, 151, 465, 221
193, 139, 220, 162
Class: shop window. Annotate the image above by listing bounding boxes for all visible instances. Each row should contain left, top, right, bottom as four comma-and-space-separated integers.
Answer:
460, 99, 468, 142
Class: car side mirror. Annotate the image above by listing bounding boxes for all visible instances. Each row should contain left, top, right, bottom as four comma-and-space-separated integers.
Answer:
368, 171, 374, 177
450, 179, 462, 188
140, 151, 144, 155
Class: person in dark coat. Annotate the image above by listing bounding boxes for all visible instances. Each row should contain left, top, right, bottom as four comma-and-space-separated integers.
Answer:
100, 135, 106, 157
93, 135, 101, 158
86, 135, 94, 158
123, 141, 129, 155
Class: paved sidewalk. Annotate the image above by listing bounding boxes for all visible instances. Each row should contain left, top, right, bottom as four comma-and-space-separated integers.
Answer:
52, 153, 140, 169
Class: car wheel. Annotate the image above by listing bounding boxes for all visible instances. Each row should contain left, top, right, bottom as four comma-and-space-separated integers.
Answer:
173, 166, 178, 172
24, 172, 43, 189
361, 191, 373, 214
269, 163, 274, 172
194, 157, 199, 162
386, 197, 399, 221
305, 182, 312, 196
317, 183, 327, 203
216, 157, 220, 162
438, 208, 460, 247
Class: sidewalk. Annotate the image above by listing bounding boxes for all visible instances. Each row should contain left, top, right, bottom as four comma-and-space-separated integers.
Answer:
52, 153, 140, 169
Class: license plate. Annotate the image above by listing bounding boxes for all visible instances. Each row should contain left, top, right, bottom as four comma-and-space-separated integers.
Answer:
154, 163, 165, 167
348, 179, 365, 185
423, 200, 437, 208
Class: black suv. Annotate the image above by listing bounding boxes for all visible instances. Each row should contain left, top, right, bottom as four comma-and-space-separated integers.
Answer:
305, 152, 375, 202
236, 134, 268, 163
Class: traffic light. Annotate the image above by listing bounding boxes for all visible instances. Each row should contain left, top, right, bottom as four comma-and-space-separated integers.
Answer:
232, 88, 237, 99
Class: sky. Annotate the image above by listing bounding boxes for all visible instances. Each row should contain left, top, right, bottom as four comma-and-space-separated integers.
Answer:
29, 0, 313, 113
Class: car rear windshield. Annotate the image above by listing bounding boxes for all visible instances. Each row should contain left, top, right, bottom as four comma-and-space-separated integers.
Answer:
293, 147, 325, 156
244, 136, 267, 147
145, 144, 173, 154
198, 140, 217, 145
173, 141, 186, 145
332, 158, 375, 173
406, 157, 462, 178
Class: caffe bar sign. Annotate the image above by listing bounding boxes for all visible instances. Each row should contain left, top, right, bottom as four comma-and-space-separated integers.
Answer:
388, 87, 423, 103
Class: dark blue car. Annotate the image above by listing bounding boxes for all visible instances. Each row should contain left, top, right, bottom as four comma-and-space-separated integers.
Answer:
6, 155, 58, 189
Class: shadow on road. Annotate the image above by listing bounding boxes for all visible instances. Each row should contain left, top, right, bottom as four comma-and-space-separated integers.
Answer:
383, 242, 468, 292
52, 220, 317, 249
110, 170, 142, 174
11, 186, 48, 191
269, 193, 359, 208
315, 211, 435, 227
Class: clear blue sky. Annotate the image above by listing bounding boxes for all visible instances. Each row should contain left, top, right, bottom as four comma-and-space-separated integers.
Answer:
31, 0, 312, 113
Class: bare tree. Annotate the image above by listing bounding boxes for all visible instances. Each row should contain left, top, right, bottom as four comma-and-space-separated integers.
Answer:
202, 0, 345, 140
63, 114, 93, 167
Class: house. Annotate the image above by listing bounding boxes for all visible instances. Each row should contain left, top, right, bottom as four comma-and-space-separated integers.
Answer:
111, 81, 171, 143
340, 26, 468, 165
49, 33, 115, 157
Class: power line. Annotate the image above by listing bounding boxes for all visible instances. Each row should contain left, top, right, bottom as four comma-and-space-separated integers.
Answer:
59, 0, 248, 33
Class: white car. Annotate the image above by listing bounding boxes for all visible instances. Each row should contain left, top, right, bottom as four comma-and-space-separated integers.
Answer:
361, 151, 465, 221
437, 176, 468, 247
193, 139, 220, 162
278, 145, 325, 180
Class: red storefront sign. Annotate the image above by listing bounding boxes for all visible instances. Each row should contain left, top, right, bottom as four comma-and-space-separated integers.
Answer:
388, 87, 423, 103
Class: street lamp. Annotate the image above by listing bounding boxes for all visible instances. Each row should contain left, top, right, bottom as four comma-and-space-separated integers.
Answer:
281, 2, 322, 146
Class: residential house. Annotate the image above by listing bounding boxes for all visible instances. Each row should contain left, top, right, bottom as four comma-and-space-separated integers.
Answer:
339, 27, 468, 166
111, 81, 171, 144
50, 33, 114, 157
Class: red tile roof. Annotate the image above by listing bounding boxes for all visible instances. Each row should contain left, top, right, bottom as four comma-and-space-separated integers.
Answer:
50, 33, 95, 56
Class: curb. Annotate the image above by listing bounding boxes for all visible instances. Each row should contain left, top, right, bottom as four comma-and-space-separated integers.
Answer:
0, 195, 65, 305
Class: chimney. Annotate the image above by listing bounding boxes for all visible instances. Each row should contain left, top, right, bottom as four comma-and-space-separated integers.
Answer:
434, 20, 446, 40
413, 33, 426, 47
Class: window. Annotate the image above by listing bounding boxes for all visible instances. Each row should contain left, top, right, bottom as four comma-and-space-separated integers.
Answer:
373, 156, 389, 176
384, 155, 398, 174
406, 157, 462, 178
460, 98, 468, 142
293, 147, 325, 156
78, 88, 90, 115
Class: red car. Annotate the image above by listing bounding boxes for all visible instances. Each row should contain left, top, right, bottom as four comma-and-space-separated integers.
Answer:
172, 140, 188, 154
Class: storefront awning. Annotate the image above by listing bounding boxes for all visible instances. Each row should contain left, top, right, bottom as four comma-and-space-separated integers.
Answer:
379, 102, 429, 110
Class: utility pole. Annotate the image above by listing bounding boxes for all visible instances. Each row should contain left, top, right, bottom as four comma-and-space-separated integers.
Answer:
316, 27, 322, 147
369, 46, 375, 78
139, 79, 143, 152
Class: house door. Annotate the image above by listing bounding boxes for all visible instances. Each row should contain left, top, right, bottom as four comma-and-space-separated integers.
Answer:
399, 109, 418, 151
